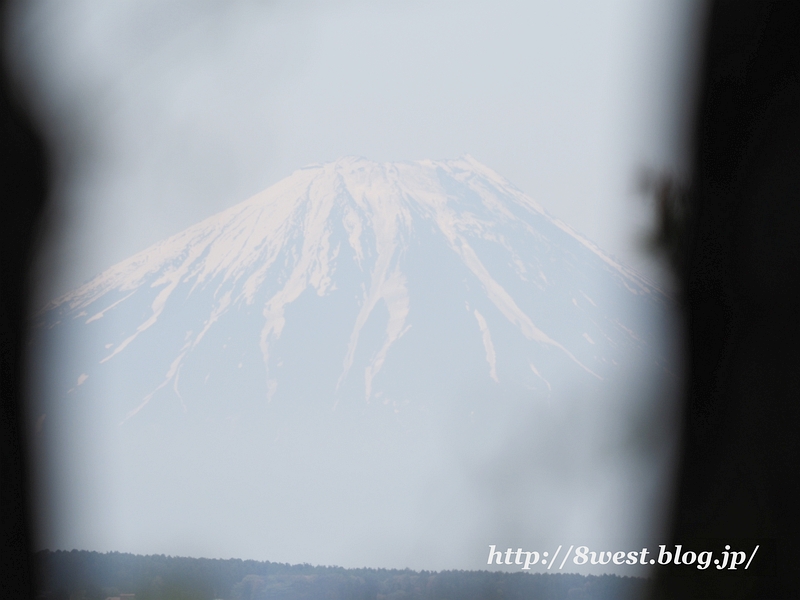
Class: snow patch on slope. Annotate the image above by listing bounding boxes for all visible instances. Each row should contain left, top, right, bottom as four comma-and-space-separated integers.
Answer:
473, 309, 498, 382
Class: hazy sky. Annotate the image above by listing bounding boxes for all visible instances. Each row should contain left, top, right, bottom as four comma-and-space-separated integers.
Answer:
8, 0, 702, 306
12, 0, 700, 575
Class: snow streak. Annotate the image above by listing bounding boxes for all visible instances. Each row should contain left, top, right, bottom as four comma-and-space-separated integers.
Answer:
44, 156, 656, 411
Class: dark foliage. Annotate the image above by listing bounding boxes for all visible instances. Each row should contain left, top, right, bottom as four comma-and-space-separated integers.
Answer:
639, 170, 691, 281
34, 550, 646, 600
1, 0, 50, 598
651, 1, 800, 598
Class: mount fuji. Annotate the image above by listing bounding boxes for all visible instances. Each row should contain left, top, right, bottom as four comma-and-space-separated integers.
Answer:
30, 156, 678, 572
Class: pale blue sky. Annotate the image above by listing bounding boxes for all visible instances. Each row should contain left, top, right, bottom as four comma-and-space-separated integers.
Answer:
8, 0, 702, 306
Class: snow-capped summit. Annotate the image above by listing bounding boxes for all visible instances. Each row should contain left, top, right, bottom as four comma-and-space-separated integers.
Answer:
30, 157, 677, 571
38, 155, 666, 420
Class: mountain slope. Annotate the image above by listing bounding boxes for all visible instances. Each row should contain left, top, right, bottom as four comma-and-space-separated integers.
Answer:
36, 155, 668, 419
29, 156, 678, 573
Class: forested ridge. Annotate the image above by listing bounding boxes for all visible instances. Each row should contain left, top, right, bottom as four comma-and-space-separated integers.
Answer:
34, 550, 646, 600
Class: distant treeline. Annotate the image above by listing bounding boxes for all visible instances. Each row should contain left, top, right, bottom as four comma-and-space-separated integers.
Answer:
34, 550, 647, 600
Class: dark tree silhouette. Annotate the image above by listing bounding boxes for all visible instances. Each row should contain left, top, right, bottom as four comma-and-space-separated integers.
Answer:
1, 1, 49, 598
653, 2, 800, 598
